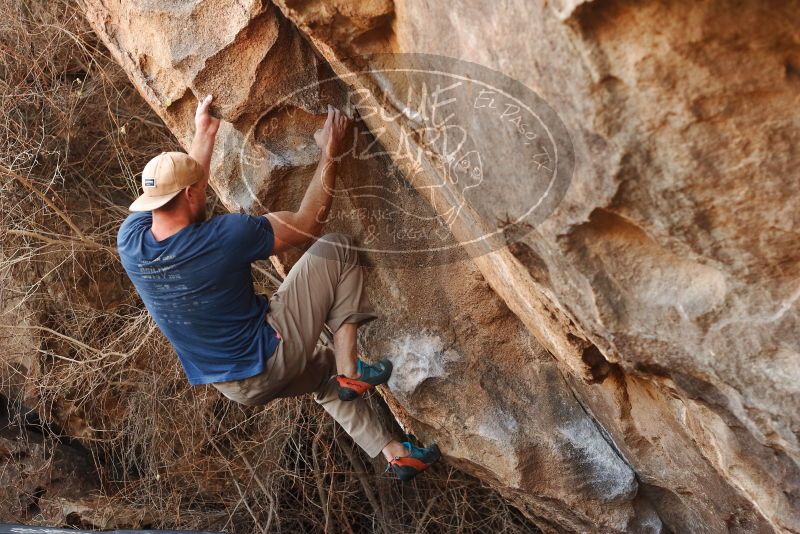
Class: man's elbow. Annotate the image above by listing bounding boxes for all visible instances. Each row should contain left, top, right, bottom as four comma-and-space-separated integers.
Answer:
288, 214, 324, 247
301, 210, 328, 240
303, 221, 325, 244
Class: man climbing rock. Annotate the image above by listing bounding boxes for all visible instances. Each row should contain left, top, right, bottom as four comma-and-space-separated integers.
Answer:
117, 95, 440, 481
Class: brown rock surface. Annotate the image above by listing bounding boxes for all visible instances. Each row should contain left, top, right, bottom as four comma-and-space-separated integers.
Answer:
78, 0, 800, 532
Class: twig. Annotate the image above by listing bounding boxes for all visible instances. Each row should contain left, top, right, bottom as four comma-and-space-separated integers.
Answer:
238, 448, 277, 533
252, 263, 283, 288
6, 228, 115, 254
0, 322, 155, 361
414, 495, 438, 534
232, 477, 267, 534
210, 439, 267, 534
2, 163, 87, 239
335, 433, 385, 532
312, 432, 334, 534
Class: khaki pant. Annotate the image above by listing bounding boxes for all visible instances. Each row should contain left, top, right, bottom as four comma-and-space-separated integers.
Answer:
212, 233, 394, 458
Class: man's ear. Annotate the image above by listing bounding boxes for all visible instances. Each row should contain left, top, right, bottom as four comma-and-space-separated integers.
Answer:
184, 184, 196, 201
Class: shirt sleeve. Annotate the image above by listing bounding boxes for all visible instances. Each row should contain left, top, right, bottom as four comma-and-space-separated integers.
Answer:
217, 213, 275, 263
117, 212, 152, 267
117, 212, 151, 246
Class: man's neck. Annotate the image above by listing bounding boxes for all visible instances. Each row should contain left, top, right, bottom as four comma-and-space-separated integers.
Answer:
151, 211, 192, 242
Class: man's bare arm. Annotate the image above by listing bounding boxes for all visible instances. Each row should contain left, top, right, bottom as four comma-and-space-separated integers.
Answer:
189, 95, 220, 180
267, 105, 348, 254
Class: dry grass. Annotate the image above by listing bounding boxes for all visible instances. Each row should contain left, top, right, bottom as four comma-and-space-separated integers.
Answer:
0, 1, 537, 532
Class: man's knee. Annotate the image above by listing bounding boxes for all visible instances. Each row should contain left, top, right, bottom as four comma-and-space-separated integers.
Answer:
321, 233, 352, 246
309, 233, 355, 262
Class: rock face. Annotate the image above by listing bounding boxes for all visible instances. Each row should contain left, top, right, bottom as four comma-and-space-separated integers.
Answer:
79, 0, 800, 532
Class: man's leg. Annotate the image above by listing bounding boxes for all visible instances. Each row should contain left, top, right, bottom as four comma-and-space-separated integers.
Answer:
329, 321, 410, 461
269, 233, 376, 364
266, 233, 400, 458
308, 343, 396, 458
333, 323, 358, 378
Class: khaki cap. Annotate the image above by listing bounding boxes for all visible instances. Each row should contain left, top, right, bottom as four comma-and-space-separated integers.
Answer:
129, 152, 204, 211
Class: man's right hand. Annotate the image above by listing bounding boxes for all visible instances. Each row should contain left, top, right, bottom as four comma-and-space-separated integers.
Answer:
314, 105, 348, 159
195, 94, 221, 138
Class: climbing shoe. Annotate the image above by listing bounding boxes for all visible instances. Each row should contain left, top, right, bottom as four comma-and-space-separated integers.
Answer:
335, 358, 393, 401
387, 442, 441, 482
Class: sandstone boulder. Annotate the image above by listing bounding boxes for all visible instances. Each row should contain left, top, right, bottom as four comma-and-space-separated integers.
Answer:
79, 0, 800, 531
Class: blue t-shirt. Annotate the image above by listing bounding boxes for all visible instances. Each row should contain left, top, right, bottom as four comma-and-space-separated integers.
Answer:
117, 212, 280, 385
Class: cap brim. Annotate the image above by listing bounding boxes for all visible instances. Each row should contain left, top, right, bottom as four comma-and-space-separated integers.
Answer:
129, 190, 182, 212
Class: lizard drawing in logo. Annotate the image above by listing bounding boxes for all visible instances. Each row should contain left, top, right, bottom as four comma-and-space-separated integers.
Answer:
418, 149, 484, 230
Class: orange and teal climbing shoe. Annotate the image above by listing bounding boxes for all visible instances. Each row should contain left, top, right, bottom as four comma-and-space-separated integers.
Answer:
335, 358, 393, 401
387, 442, 441, 482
